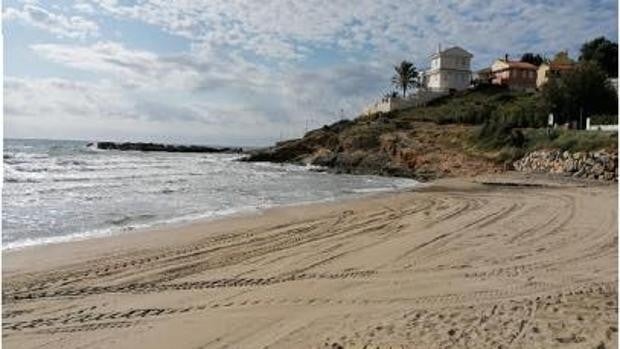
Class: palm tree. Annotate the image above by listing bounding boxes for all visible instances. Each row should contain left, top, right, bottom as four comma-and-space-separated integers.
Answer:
392, 61, 418, 98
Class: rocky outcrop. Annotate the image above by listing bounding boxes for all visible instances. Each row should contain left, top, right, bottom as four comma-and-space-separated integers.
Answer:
91, 142, 243, 153
243, 121, 502, 181
513, 149, 618, 180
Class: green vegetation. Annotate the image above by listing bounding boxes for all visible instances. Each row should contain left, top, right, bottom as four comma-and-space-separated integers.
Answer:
520, 52, 544, 66
339, 119, 397, 149
371, 79, 616, 163
541, 61, 617, 127
579, 36, 618, 77
475, 127, 617, 163
392, 61, 419, 98
386, 84, 550, 127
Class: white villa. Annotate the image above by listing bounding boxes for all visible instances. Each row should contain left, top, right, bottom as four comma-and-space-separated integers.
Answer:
423, 46, 473, 92
363, 45, 473, 115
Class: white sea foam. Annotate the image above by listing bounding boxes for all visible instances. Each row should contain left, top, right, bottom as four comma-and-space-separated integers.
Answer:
3, 139, 419, 250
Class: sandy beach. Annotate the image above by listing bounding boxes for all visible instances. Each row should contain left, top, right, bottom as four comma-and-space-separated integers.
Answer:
3, 175, 617, 349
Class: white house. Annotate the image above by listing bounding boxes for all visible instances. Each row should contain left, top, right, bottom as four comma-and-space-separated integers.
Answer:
424, 46, 473, 92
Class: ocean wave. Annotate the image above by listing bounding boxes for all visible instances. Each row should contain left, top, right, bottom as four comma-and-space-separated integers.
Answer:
4, 139, 424, 252
56, 159, 89, 166
3, 206, 261, 250
4, 166, 44, 183
107, 214, 157, 226
3, 228, 118, 250
4, 176, 41, 183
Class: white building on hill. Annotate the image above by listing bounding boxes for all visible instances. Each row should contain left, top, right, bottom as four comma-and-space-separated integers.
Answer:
423, 46, 473, 92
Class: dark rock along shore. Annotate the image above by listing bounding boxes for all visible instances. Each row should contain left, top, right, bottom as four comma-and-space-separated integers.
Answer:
91, 142, 243, 154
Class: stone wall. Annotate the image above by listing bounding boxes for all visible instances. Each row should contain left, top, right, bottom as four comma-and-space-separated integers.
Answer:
362, 90, 449, 116
513, 149, 618, 180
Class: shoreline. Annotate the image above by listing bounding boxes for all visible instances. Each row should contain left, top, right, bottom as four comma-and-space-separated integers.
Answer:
3, 182, 424, 275
2, 176, 421, 254
3, 174, 617, 349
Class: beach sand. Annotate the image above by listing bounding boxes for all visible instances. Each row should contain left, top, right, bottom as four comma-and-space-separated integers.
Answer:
3, 175, 618, 348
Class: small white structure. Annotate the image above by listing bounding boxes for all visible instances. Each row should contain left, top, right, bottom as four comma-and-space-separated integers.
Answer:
424, 46, 473, 92
608, 78, 618, 93
586, 117, 618, 132
363, 90, 449, 116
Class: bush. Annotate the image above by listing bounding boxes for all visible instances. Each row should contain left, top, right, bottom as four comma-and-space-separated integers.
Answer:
541, 61, 618, 126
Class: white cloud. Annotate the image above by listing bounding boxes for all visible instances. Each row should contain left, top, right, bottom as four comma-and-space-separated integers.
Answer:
73, 2, 96, 15
30, 41, 280, 94
4, 1, 617, 144
85, 0, 617, 65
4, 77, 307, 145
4, 4, 99, 39
31, 41, 202, 90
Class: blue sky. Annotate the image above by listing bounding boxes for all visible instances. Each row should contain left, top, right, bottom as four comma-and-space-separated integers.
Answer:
4, 0, 618, 146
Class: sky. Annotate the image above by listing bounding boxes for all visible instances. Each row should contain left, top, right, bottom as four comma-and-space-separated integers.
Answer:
3, 0, 618, 146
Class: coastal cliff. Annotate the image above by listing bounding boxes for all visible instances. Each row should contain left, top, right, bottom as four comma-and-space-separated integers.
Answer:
243, 118, 503, 181
244, 87, 617, 181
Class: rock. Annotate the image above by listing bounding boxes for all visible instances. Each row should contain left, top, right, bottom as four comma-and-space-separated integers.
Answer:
562, 151, 570, 159
94, 141, 242, 153
564, 159, 578, 172
515, 149, 617, 181
592, 164, 605, 176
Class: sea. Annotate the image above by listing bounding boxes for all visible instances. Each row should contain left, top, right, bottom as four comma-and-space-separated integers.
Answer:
3, 139, 418, 250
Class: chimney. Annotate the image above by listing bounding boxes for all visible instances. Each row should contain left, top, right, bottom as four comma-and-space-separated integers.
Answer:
505, 53, 509, 61
438, 43, 442, 53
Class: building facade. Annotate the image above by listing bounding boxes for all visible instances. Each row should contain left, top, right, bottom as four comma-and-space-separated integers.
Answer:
491, 58, 537, 91
536, 52, 575, 88
536, 63, 574, 88
424, 46, 473, 92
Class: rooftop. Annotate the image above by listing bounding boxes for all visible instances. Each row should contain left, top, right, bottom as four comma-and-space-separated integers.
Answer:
496, 59, 537, 70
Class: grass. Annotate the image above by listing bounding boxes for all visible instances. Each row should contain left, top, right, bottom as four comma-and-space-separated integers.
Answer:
525, 128, 618, 152
325, 85, 617, 164
472, 128, 618, 163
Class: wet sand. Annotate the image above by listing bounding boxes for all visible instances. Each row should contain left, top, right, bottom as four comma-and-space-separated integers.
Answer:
3, 175, 618, 348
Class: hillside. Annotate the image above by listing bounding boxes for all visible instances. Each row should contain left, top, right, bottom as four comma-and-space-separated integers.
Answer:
244, 86, 617, 181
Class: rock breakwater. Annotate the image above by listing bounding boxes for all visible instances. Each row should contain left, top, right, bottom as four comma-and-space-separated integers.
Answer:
513, 149, 617, 180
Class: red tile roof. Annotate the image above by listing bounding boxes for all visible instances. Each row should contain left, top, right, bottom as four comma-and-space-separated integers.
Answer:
548, 63, 574, 71
501, 60, 537, 70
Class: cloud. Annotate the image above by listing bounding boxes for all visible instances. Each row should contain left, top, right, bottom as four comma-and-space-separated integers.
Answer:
30, 41, 278, 94
85, 0, 617, 65
4, 0, 617, 144
31, 41, 202, 90
4, 4, 99, 39
4, 77, 307, 145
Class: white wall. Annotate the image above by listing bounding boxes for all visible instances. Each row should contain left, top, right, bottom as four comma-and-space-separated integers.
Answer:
426, 52, 471, 91
586, 117, 618, 132
363, 90, 449, 115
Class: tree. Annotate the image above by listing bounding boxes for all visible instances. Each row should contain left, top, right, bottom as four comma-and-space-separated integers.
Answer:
551, 51, 573, 65
520, 52, 544, 66
579, 36, 618, 77
392, 61, 418, 98
541, 61, 618, 127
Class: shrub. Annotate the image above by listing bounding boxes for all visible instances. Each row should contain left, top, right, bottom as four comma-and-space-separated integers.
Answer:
541, 61, 618, 127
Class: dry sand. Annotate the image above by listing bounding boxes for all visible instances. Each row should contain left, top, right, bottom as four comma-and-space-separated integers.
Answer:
3, 175, 618, 348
